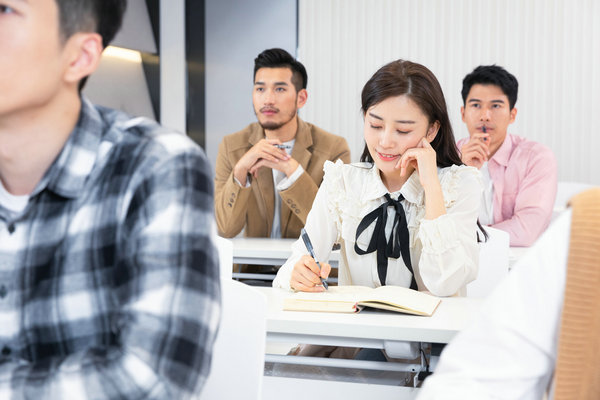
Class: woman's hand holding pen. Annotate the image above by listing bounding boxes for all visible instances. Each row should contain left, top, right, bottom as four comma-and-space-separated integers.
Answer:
233, 139, 290, 185
290, 255, 331, 292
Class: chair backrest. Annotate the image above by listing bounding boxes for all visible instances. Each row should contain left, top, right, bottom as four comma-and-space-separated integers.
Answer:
467, 227, 510, 298
214, 236, 233, 280
554, 181, 594, 213
197, 280, 267, 400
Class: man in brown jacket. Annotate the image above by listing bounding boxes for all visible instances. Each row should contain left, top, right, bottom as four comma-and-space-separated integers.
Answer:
215, 48, 350, 240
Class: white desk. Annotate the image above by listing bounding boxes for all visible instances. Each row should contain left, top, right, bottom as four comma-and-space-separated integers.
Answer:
231, 238, 340, 281
259, 288, 481, 399
232, 238, 296, 266
232, 237, 340, 267
258, 287, 482, 347
233, 237, 524, 271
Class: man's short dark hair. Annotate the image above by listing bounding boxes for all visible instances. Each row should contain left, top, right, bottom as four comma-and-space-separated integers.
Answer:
55, 0, 127, 48
461, 65, 519, 109
55, 0, 127, 90
253, 48, 308, 92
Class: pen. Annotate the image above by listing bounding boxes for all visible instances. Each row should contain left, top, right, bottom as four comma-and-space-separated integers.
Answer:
300, 228, 329, 290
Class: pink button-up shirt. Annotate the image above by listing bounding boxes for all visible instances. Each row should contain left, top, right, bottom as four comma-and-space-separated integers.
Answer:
457, 133, 557, 246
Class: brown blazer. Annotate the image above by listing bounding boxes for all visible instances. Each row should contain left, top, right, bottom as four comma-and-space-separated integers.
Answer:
215, 117, 350, 238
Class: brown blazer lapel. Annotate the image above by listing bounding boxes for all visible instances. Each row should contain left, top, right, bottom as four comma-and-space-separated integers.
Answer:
292, 119, 313, 169
252, 167, 275, 235
281, 118, 313, 236
248, 125, 275, 235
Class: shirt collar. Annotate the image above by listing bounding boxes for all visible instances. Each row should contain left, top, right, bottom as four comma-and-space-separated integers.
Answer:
490, 133, 513, 167
33, 98, 104, 199
362, 164, 424, 205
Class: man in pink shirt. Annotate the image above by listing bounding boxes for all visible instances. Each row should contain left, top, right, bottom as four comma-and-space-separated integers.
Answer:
457, 65, 557, 247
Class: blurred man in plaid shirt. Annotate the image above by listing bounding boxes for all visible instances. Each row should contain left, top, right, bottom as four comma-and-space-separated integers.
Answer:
0, 0, 220, 398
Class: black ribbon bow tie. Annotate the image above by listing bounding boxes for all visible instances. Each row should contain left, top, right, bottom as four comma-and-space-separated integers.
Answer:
354, 193, 417, 289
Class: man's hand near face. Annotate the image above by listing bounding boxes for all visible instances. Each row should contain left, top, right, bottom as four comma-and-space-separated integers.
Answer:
460, 133, 490, 169
233, 138, 295, 185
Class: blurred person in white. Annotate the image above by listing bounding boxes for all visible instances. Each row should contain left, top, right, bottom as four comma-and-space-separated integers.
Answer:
418, 188, 600, 400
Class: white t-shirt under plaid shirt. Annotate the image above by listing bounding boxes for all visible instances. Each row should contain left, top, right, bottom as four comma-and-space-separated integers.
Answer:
0, 98, 220, 399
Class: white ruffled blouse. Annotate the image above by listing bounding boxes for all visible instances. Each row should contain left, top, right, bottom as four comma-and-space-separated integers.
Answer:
273, 160, 483, 297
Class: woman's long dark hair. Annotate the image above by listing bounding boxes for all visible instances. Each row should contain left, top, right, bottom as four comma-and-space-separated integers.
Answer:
359, 59, 487, 240
359, 60, 462, 167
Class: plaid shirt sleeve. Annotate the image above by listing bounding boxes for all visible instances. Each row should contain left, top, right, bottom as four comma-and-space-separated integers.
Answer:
0, 119, 221, 398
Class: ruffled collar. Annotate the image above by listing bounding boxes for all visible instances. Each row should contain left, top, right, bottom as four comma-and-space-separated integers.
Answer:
361, 164, 424, 205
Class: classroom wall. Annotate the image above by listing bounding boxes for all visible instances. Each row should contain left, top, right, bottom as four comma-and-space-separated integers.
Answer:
297, 0, 600, 185
84, 0, 156, 121
204, 0, 297, 172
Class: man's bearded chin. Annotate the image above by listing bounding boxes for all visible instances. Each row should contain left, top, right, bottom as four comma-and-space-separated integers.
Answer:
257, 109, 298, 131
258, 121, 285, 130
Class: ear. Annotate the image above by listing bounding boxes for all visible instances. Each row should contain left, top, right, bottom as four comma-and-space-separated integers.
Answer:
509, 107, 517, 124
62, 32, 104, 85
460, 106, 466, 122
426, 120, 440, 143
296, 89, 308, 110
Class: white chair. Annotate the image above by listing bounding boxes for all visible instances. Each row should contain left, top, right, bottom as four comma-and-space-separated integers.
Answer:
197, 279, 267, 400
467, 227, 510, 298
214, 236, 233, 280
554, 181, 594, 213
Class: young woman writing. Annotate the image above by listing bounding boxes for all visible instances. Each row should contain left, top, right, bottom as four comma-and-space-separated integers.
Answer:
273, 59, 482, 298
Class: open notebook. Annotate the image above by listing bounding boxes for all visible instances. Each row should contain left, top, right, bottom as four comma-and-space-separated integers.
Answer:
283, 285, 441, 316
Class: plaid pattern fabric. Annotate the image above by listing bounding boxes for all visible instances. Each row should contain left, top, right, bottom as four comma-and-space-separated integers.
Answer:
0, 99, 220, 399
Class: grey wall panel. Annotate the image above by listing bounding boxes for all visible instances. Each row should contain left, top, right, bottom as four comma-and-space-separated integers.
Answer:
112, 0, 157, 53
84, 0, 157, 121
84, 53, 156, 120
